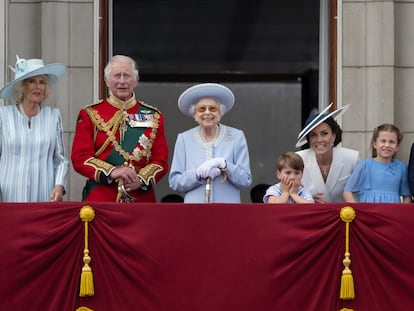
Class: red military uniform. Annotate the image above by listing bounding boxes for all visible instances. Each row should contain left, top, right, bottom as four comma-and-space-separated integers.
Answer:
71, 93, 168, 202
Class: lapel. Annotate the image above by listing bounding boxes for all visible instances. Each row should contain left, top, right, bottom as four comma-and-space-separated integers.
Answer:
304, 147, 344, 202
325, 147, 344, 195
307, 150, 329, 196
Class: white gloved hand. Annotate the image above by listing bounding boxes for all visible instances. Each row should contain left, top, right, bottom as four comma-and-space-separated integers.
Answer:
210, 157, 227, 169
196, 164, 208, 179
196, 157, 227, 179
207, 167, 221, 179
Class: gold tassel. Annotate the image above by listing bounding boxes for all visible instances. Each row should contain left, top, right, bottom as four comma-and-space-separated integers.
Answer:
340, 206, 356, 300
76, 307, 94, 311
79, 205, 95, 297
340, 309, 354, 311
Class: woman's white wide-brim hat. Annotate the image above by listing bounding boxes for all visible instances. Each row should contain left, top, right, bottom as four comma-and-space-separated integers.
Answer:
296, 103, 350, 148
178, 83, 235, 117
0, 55, 66, 100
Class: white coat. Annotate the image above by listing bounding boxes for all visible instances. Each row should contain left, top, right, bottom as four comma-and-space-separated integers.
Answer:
296, 147, 359, 202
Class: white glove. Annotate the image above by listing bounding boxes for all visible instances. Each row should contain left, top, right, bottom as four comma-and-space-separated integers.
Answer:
207, 167, 221, 179
196, 158, 227, 179
211, 157, 227, 169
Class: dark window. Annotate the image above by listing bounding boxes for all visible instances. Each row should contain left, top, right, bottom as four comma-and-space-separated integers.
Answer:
113, 0, 319, 80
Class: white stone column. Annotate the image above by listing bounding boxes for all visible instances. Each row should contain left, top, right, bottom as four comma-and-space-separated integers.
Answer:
395, 1, 414, 161
0, 0, 6, 90
342, 0, 395, 158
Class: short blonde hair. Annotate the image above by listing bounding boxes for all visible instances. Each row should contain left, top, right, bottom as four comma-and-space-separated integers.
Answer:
13, 75, 51, 103
277, 151, 304, 171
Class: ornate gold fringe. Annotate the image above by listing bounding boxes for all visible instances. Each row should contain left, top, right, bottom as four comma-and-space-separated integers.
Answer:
339, 309, 354, 311
79, 205, 95, 297
76, 307, 94, 311
340, 206, 356, 300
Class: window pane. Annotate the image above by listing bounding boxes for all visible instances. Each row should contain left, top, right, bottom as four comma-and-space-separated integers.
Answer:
113, 0, 319, 77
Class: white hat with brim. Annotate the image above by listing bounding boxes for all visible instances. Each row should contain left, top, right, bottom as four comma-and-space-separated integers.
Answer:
296, 104, 350, 148
0, 55, 66, 100
178, 83, 235, 117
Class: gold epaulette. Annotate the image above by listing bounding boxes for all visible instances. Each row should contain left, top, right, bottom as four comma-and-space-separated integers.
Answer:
83, 99, 104, 109
139, 101, 161, 114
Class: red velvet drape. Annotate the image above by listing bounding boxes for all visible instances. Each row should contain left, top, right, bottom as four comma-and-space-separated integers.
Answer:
0, 202, 413, 311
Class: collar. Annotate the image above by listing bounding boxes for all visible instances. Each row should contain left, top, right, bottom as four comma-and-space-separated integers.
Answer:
194, 123, 227, 153
108, 92, 137, 110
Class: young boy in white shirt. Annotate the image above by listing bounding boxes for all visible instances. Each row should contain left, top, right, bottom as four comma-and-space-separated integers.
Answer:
264, 151, 314, 204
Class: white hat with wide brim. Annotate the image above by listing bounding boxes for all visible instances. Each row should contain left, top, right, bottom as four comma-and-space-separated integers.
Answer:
0, 56, 66, 100
178, 83, 235, 117
296, 104, 350, 148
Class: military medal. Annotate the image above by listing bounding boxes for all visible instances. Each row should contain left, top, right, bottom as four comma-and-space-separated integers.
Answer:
129, 113, 156, 128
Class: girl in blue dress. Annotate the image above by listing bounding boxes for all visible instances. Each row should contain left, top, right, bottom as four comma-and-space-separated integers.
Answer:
343, 123, 411, 203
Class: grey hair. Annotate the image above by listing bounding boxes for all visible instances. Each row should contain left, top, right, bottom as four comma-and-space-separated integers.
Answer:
104, 55, 139, 80
13, 76, 51, 104
189, 97, 226, 117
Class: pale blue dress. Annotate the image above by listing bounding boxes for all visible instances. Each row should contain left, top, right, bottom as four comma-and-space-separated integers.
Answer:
169, 124, 252, 203
344, 158, 411, 203
0, 105, 69, 202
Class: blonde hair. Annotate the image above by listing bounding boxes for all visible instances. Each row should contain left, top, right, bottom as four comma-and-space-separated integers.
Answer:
277, 151, 304, 171
13, 75, 51, 103
371, 123, 403, 158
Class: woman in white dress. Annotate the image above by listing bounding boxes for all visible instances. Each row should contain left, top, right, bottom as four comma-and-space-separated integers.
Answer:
169, 83, 252, 203
296, 104, 359, 203
0, 55, 69, 202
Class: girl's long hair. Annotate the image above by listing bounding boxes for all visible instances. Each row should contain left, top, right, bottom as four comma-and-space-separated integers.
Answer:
371, 123, 403, 158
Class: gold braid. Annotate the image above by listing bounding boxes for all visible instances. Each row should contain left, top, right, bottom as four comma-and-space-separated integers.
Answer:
85, 108, 124, 157
84, 107, 159, 162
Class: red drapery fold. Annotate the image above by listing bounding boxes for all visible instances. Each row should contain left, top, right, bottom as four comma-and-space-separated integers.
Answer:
0, 202, 413, 311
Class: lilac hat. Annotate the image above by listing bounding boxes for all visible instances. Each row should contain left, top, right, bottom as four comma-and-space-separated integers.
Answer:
0, 55, 66, 100
178, 83, 235, 117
